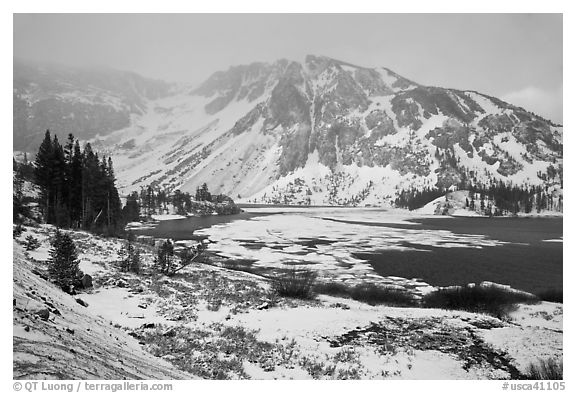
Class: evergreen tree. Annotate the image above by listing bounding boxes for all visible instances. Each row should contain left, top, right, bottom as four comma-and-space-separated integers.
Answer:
130, 249, 142, 274
69, 140, 84, 226
48, 230, 81, 292
195, 183, 212, 202
24, 235, 41, 251
119, 234, 141, 273
81, 143, 100, 228
155, 240, 175, 275
50, 135, 68, 227
29, 132, 124, 233
34, 130, 54, 220
122, 192, 141, 222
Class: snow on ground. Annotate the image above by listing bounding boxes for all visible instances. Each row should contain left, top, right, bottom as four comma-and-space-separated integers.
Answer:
417, 191, 483, 216
480, 302, 563, 372
13, 224, 562, 380
82, 287, 168, 329
13, 237, 194, 379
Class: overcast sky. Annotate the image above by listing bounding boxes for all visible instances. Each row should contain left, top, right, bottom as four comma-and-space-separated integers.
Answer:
14, 13, 563, 123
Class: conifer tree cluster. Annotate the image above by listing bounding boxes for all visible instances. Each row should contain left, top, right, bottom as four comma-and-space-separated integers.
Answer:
394, 181, 562, 214
154, 240, 175, 275
48, 230, 82, 292
195, 183, 212, 202
122, 192, 141, 222
395, 187, 447, 210
123, 182, 238, 219
466, 182, 562, 215
34, 130, 122, 233
154, 239, 206, 276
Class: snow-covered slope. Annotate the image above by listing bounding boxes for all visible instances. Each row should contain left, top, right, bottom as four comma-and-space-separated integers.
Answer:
417, 189, 563, 217
13, 224, 563, 379
14, 57, 563, 206
13, 235, 194, 379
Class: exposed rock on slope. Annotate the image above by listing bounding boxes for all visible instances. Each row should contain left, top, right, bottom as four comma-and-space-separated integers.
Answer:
13, 239, 193, 379
14, 57, 562, 206
13, 59, 171, 152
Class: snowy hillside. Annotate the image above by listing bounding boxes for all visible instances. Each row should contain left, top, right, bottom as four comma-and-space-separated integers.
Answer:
14, 57, 563, 206
13, 224, 563, 379
13, 230, 193, 379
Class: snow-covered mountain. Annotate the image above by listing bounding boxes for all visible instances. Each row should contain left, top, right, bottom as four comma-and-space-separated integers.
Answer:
13, 56, 563, 206
13, 59, 171, 152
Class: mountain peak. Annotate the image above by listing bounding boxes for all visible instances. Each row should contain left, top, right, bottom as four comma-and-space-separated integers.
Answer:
13, 57, 563, 208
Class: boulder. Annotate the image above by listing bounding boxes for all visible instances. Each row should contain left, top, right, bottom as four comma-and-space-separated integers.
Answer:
75, 298, 89, 307
256, 302, 269, 310
35, 309, 50, 321
81, 274, 93, 289
31, 269, 49, 280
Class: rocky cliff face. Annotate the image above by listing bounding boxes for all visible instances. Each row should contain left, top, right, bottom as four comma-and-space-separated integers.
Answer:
13, 56, 563, 206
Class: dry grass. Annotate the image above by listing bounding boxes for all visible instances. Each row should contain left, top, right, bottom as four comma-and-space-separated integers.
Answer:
272, 268, 318, 300
524, 358, 563, 380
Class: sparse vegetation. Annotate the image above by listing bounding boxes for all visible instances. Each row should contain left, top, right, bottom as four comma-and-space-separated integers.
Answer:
119, 234, 142, 274
219, 259, 255, 274
137, 323, 295, 379
154, 240, 206, 276
422, 284, 539, 319
524, 358, 563, 380
24, 235, 41, 251
13, 224, 25, 238
349, 284, 417, 306
315, 281, 416, 307
272, 268, 317, 300
314, 281, 350, 297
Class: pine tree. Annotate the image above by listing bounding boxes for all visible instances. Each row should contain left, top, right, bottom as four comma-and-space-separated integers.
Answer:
119, 240, 133, 272
130, 249, 141, 274
69, 140, 83, 226
122, 192, 140, 222
24, 235, 40, 251
155, 240, 174, 274
50, 135, 68, 227
34, 130, 54, 220
48, 230, 81, 292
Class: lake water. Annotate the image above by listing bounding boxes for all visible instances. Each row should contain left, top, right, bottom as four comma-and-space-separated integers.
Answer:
130, 208, 562, 295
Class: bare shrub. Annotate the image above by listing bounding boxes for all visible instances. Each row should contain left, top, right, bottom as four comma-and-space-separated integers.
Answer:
272, 268, 317, 300
524, 358, 563, 380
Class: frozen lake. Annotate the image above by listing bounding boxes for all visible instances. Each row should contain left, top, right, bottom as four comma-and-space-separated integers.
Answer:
134, 207, 563, 294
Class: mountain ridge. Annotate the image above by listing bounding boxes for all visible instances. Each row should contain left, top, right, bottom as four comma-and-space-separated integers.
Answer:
13, 56, 563, 207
